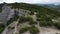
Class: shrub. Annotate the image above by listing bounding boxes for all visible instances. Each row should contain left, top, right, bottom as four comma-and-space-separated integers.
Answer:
39, 21, 53, 27
29, 21, 37, 25
19, 27, 30, 33
36, 18, 40, 21
19, 16, 29, 23
29, 25, 40, 34
19, 16, 33, 23
39, 21, 47, 27
0, 24, 5, 33
19, 16, 27, 23
54, 23, 60, 29
36, 14, 41, 18
36, 15, 53, 27
29, 11, 34, 15
8, 26, 14, 29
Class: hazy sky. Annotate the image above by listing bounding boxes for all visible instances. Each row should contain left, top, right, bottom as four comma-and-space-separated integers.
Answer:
0, 0, 60, 4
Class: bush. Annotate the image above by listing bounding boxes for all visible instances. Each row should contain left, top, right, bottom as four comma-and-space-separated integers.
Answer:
19, 27, 30, 33
29, 21, 37, 25
39, 20, 53, 27
29, 25, 40, 34
54, 23, 60, 29
19, 16, 29, 23
39, 21, 47, 27
19, 16, 27, 23
0, 24, 5, 33
29, 11, 34, 15
8, 26, 14, 29
36, 15, 53, 27
46, 21, 53, 26
19, 16, 33, 23
19, 25, 40, 34
36, 14, 41, 18
37, 18, 41, 21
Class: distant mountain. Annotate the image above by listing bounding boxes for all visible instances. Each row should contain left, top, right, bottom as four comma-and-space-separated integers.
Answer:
35, 4, 60, 10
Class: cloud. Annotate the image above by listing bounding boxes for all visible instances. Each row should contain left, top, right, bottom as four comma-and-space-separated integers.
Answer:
0, 0, 20, 3
23, 0, 60, 4
0, 0, 60, 4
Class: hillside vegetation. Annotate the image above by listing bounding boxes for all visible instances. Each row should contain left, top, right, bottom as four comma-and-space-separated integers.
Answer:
7, 3, 60, 29
0, 4, 4, 12
7, 3, 60, 16
0, 3, 60, 34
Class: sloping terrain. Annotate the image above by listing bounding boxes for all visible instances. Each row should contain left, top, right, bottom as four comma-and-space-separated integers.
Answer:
0, 3, 60, 34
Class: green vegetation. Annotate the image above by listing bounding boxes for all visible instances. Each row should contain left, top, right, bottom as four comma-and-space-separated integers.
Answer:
19, 25, 40, 34
19, 16, 30, 23
29, 21, 37, 25
54, 23, 60, 29
7, 3, 60, 16
19, 16, 33, 23
8, 26, 14, 29
19, 26, 30, 33
36, 14, 53, 26
0, 2, 60, 34
0, 24, 5, 33
0, 7, 2, 12
29, 25, 40, 34
18, 16, 37, 25
7, 3, 60, 29
0, 4, 4, 12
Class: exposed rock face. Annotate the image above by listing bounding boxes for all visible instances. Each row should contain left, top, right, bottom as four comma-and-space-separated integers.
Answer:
0, 5, 15, 25
0, 4, 30, 34
14, 8, 29, 16
0, 4, 29, 26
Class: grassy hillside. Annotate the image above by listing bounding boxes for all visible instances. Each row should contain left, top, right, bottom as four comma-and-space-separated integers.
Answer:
7, 3, 60, 29
7, 3, 60, 16
0, 3, 60, 34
